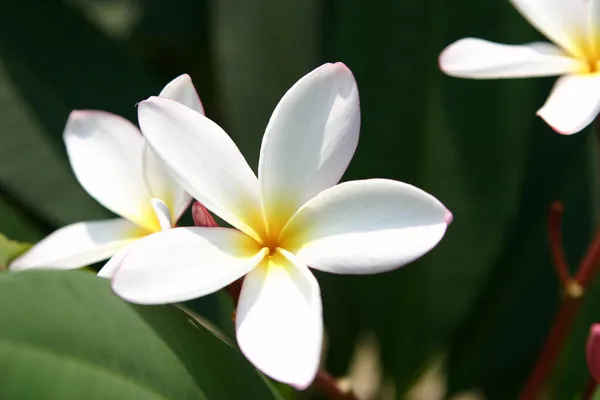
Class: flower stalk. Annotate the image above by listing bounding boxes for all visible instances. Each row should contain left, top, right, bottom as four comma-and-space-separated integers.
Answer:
519, 203, 600, 399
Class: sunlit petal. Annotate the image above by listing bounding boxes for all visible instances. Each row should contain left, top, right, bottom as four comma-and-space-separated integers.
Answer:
440, 39, 583, 78
236, 249, 322, 389
258, 63, 360, 236
64, 111, 159, 231
511, 0, 588, 59
10, 218, 144, 271
138, 97, 264, 241
142, 142, 193, 222
159, 73, 205, 114
111, 227, 266, 304
537, 73, 600, 135
280, 179, 450, 274
97, 244, 132, 279
150, 198, 173, 230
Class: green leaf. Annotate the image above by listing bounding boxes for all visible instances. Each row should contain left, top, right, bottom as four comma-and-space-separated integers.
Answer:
0, 233, 30, 270
0, 270, 283, 399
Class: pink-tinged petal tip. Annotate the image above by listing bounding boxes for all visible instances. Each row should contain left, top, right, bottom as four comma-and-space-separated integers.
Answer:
587, 323, 600, 382
445, 210, 454, 225
333, 61, 350, 70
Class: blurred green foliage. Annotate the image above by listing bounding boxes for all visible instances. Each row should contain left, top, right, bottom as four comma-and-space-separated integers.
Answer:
0, 0, 598, 399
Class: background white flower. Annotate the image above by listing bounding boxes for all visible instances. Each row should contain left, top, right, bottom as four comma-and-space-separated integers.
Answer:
110, 63, 452, 388
10, 75, 203, 276
439, 0, 600, 135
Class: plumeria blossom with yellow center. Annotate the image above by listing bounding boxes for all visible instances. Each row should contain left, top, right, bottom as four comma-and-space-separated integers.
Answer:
10, 74, 204, 277
110, 63, 452, 388
439, 0, 600, 135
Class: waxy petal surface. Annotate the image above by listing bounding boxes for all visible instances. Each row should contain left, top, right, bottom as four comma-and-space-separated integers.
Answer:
159, 73, 205, 115
150, 198, 173, 230
280, 179, 450, 274
258, 63, 360, 236
138, 98, 264, 241
537, 73, 600, 134
64, 111, 160, 231
236, 249, 322, 389
142, 143, 192, 222
511, 0, 589, 59
440, 39, 583, 78
141, 74, 203, 221
11, 218, 143, 270
97, 243, 132, 279
111, 227, 266, 304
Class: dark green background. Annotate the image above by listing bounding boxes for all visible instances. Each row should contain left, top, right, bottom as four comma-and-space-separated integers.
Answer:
0, 0, 598, 399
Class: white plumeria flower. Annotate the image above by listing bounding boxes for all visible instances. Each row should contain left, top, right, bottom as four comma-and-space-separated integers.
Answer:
110, 63, 452, 388
439, 0, 600, 135
10, 75, 204, 277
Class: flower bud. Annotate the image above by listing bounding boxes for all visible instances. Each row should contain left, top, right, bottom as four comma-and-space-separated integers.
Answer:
586, 323, 600, 382
192, 201, 218, 227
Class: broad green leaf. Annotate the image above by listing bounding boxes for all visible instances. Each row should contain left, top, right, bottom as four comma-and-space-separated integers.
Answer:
0, 270, 283, 399
0, 0, 160, 226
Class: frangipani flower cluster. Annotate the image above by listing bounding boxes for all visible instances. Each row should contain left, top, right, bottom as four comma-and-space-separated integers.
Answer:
10, 75, 205, 276
11, 63, 451, 388
440, 0, 600, 135
108, 63, 452, 387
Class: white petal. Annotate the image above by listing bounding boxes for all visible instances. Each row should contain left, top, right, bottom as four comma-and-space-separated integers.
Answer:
111, 227, 267, 304
537, 73, 600, 135
142, 142, 192, 222
592, 0, 600, 57
258, 63, 360, 236
97, 244, 132, 279
138, 97, 264, 242
145, 74, 201, 221
511, 0, 589, 59
439, 39, 584, 78
64, 111, 160, 231
10, 219, 144, 271
279, 179, 450, 274
236, 249, 322, 389
150, 198, 173, 230
159, 74, 205, 115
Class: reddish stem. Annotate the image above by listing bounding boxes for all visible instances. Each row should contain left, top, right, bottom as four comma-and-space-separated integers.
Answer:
548, 202, 570, 285
576, 227, 600, 287
519, 206, 600, 399
313, 370, 358, 400
518, 298, 582, 399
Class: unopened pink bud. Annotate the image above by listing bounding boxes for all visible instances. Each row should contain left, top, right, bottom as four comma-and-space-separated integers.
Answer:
586, 323, 600, 382
192, 201, 218, 227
